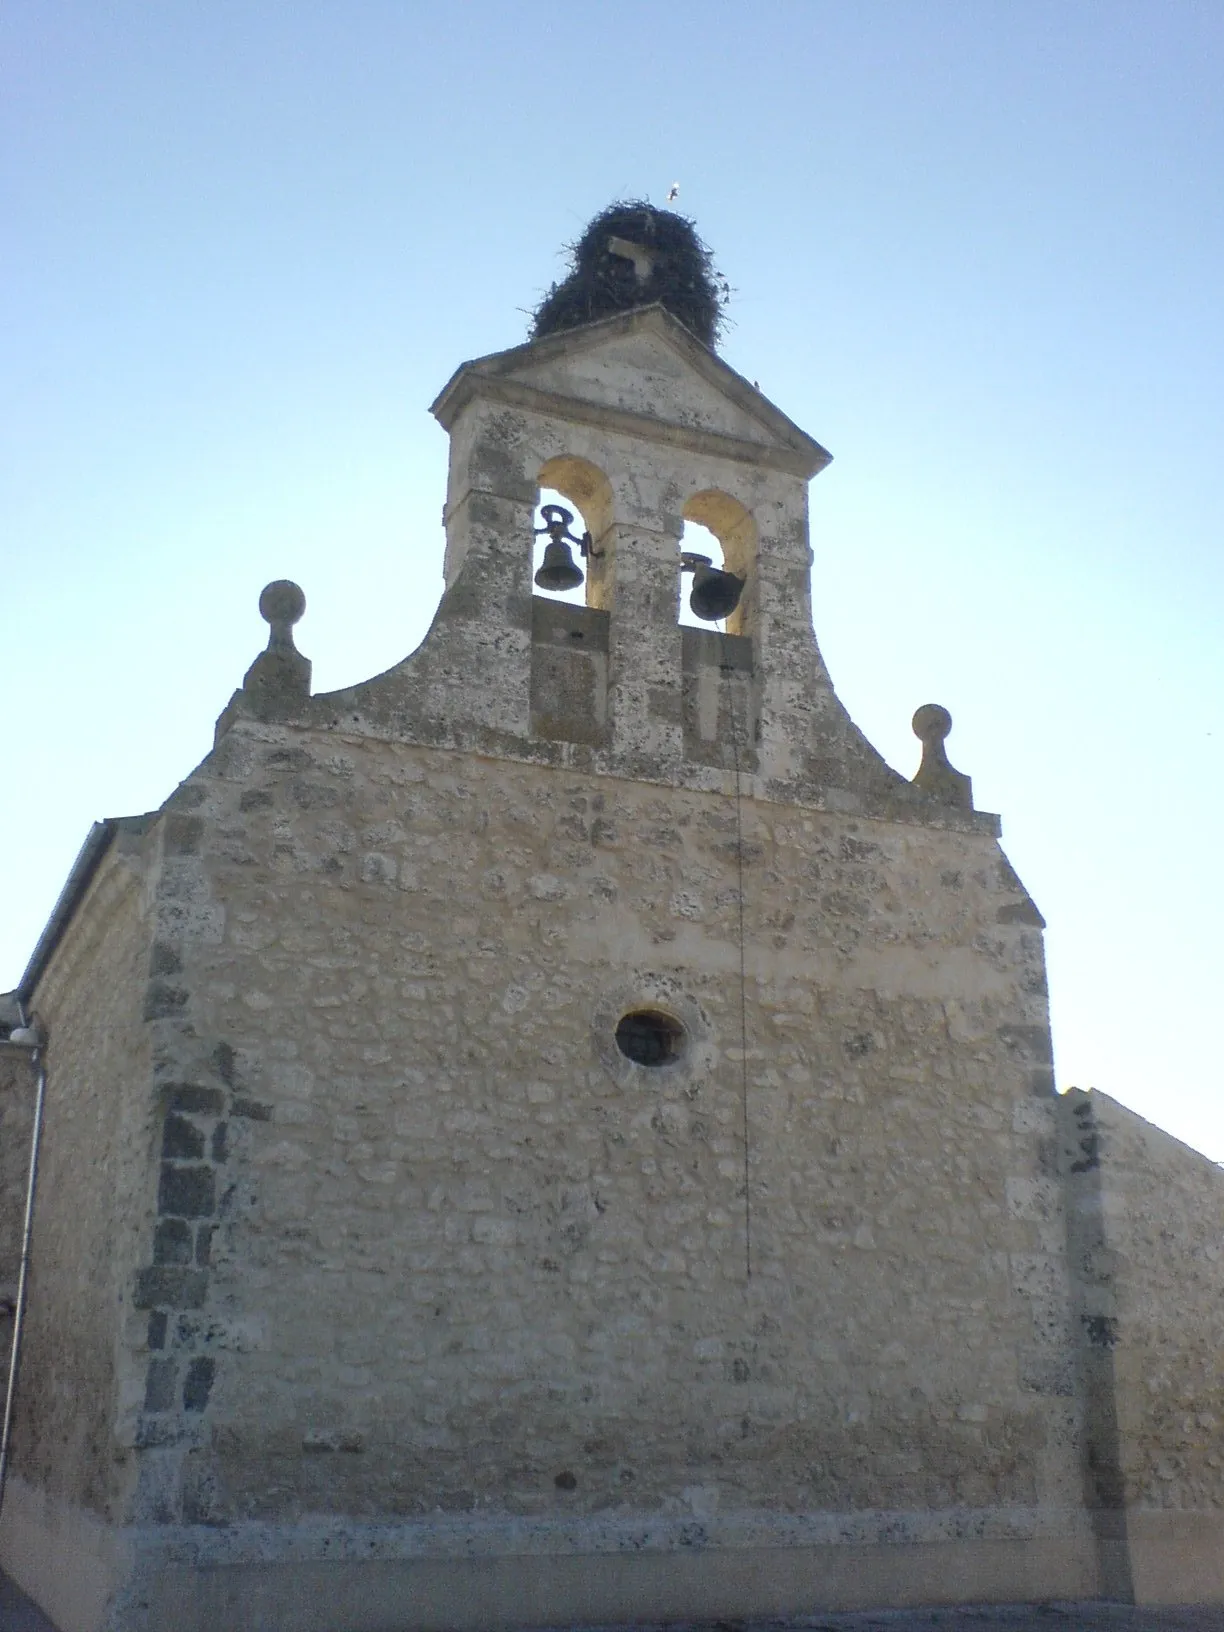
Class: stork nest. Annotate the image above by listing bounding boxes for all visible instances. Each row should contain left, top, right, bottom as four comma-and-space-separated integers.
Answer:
530, 201, 729, 350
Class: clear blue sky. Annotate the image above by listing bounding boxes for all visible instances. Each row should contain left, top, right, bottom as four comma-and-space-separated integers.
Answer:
3, 2, 1222, 1156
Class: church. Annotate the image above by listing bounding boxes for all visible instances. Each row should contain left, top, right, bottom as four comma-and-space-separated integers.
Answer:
1, 206, 1222, 1632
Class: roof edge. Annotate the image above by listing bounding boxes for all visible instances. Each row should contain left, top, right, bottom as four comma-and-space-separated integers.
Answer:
16, 815, 154, 1006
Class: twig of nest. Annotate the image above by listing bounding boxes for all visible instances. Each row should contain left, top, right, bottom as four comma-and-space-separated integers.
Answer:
531, 200, 729, 350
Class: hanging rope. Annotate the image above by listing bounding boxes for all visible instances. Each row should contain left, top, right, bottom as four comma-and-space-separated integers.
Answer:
721, 636, 752, 1281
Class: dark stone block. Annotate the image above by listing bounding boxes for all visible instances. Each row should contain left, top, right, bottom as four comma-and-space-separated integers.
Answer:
264, 746, 313, 770
238, 789, 274, 811
183, 1356, 216, 1412
159, 1164, 216, 1218
997, 899, 1046, 927
147, 1311, 168, 1350
195, 1225, 215, 1267
145, 982, 189, 1020
1070, 1133, 1102, 1174
162, 1114, 205, 1160
135, 1417, 187, 1448
210, 1123, 228, 1163
291, 780, 341, 811
153, 1219, 193, 1265
840, 836, 880, 862
149, 941, 183, 977
231, 1098, 272, 1121
213, 1042, 236, 1085
134, 1267, 208, 1310
169, 1085, 225, 1116
144, 1358, 177, 1413
164, 815, 204, 856
1084, 1314, 1119, 1348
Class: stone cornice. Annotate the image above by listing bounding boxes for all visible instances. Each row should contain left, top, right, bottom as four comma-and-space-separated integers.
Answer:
438, 374, 828, 478
430, 304, 832, 479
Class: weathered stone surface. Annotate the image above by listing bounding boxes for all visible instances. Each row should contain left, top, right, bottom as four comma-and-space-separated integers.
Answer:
142, 1358, 177, 1414
152, 1219, 192, 1265
145, 729, 1066, 1542
1, 302, 1222, 1631
0, 1045, 36, 1399
0, 840, 154, 1526
157, 1164, 215, 1219
160, 1113, 205, 1160
182, 1356, 215, 1413
133, 1267, 208, 1310
1061, 1090, 1224, 1603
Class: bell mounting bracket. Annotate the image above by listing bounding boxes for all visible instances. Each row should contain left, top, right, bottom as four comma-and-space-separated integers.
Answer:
535, 503, 602, 560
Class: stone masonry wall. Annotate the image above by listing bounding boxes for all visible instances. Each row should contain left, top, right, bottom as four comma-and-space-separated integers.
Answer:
9, 840, 155, 1520
1063, 1090, 1224, 1512
141, 717, 1083, 1537
0, 1044, 36, 1398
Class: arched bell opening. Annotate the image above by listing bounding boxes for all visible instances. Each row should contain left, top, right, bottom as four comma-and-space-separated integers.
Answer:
680, 490, 757, 636
677, 518, 728, 630
678, 488, 759, 769
532, 456, 614, 609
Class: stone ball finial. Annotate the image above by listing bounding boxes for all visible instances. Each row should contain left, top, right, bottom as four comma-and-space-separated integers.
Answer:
239, 579, 312, 713
259, 580, 306, 627
910, 704, 972, 810
912, 703, 952, 745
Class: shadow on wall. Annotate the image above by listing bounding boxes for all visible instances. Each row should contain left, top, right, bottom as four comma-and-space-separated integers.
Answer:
0, 1570, 59, 1632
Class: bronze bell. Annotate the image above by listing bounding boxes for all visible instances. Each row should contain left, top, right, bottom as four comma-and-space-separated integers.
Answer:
682, 552, 746, 622
534, 537, 585, 592
534, 502, 589, 593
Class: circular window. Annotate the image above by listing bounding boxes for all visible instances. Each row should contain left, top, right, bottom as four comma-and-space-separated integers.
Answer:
615, 1009, 686, 1067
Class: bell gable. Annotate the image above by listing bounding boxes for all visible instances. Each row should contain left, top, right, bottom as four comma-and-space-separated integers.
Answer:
431, 304, 831, 478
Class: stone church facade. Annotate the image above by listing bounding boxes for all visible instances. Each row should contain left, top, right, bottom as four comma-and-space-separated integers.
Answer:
1, 300, 1222, 1631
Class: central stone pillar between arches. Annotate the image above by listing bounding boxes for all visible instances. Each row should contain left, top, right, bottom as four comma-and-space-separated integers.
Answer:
602, 521, 684, 776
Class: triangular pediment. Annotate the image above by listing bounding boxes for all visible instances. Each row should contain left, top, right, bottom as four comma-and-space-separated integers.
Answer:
431, 306, 830, 478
